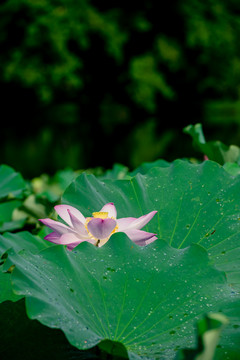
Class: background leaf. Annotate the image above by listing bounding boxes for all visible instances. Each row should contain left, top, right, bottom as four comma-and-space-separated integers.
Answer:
176, 313, 229, 360
130, 159, 171, 176
0, 232, 53, 304
0, 266, 22, 303
184, 124, 240, 165
0, 165, 27, 200
0, 165, 30, 233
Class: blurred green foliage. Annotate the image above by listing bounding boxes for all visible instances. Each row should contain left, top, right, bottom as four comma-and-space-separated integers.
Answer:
1, 0, 240, 177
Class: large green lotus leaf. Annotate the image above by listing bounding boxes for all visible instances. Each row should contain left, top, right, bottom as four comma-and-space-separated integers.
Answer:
61, 160, 240, 356
10, 234, 231, 359
62, 160, 240, 288
0, 164, 27, 200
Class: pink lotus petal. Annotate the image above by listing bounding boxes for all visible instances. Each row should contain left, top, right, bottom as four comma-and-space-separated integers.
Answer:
54, 205, 86, 226
100, 202, 117, 218
39, 218, 71, 235
67, 210, 90, 239
118, 211, 157, 231
45, 231, 61, 242
144, 236, 157, 245
45, 232, 80, 245
67, 237, 97, 250
117, 217, 136, 231
87, 218, 117, 240
67, 242, 83, 250
123, 229, 157, 246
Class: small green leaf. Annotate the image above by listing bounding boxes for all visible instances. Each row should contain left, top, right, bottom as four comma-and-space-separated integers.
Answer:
0, 265, 22, 303
0, 200, 27, 232
0, 165, 27, 200
0, 200, 22, 222
223, 162, 240, 176
176, 313, 229, 360
0, 232, 54, 304
184, 123, 240, 165
101, 164, 130, 180
130, 159, 170, 176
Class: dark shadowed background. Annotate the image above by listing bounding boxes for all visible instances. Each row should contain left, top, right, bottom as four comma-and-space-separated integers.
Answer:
1, 0, 240, 178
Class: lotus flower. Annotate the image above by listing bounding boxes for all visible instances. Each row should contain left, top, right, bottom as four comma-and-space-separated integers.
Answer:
39, 202, 157, 250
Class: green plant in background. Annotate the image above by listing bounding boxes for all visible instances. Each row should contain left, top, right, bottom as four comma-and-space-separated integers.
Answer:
1, 0, 238, 103
0, 0, 128, 102
184, 123, 240, 175
1, 0, 240, 176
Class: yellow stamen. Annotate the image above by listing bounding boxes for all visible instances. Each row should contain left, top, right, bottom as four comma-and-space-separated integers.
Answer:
92, 211, 108, 219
